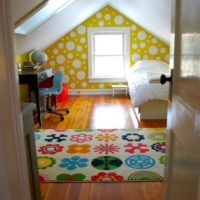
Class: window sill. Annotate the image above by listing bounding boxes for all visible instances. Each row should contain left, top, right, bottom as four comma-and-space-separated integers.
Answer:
88, 77, 127, 83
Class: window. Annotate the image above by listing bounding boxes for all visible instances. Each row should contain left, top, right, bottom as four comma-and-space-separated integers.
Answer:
88, 27, 130, 82
15, 0, 75, 35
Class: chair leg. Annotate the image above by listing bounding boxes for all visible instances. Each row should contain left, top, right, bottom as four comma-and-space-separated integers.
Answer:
54, 95, 57, 108
48, 108, 64, 121
55, 108, 70, 114
41, 94, 69, 121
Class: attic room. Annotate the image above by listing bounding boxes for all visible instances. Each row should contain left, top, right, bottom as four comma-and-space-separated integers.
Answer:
15, 0, 170, 125
4, 0, 170, 199
2, 0, 200, 199
9, 0, 172, 199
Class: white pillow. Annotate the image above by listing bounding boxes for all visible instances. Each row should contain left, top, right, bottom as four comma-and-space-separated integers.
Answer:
130, 60, 169, 74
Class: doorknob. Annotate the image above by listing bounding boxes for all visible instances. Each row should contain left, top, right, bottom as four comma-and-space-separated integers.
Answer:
160, 74, 172, 84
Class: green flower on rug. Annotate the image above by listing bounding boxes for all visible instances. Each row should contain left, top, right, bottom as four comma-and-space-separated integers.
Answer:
128, 171, 163, 181
147, 132, 167, 142
91, 156, 123, 170
159, 155, 166, 165
59, 156, 89, 170
37, 156, 56, 169
122, 129, 142, 132
56, 173, 86, 181
74, 129, 93, 132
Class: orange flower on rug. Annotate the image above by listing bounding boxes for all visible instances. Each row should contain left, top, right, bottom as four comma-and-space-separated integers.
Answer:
67, 144, 91, 154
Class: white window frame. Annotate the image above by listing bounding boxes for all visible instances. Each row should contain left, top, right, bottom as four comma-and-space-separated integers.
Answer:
88, 27, 130, 83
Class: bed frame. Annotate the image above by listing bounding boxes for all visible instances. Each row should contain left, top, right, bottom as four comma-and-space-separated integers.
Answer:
133, 100, 168, 120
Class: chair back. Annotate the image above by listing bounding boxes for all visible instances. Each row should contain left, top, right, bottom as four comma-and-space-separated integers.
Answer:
52, 71, 64, 94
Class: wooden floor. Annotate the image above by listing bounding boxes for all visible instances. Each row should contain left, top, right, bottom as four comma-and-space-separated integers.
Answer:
37, 95, 166, 200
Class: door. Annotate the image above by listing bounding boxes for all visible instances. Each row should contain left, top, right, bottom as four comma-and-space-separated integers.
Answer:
0, 0, 32, 199
164, 0, 200, 199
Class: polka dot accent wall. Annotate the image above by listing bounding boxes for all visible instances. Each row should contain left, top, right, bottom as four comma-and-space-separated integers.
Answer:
45, 5, 169, 90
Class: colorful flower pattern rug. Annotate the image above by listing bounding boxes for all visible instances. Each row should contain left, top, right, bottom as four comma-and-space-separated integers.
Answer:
35, 128, 167, 182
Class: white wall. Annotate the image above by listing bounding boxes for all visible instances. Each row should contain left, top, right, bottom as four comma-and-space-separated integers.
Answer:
109, 0, 171, 44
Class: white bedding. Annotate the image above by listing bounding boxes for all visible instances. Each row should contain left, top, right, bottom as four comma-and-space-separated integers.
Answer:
127, 60, 169, 107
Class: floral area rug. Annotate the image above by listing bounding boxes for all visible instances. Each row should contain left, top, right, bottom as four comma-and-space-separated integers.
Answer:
34, 128, 167, 182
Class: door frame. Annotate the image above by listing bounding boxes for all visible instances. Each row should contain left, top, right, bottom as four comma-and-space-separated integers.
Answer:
0, 0, 31, 199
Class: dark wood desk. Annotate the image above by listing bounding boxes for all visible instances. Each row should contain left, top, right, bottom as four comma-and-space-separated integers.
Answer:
19, 67, 54, 126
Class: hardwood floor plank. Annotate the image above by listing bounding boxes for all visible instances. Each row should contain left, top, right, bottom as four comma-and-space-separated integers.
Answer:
38, 95, 166, 200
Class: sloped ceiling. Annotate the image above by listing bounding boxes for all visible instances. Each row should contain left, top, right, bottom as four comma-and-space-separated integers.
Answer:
14, 0, 171, 54
11, 0, 43, 24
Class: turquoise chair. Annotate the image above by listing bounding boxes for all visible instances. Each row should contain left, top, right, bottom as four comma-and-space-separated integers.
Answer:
39, 71, 69, 121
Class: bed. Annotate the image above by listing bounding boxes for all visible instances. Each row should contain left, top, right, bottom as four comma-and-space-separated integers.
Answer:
126, 60, 169, 120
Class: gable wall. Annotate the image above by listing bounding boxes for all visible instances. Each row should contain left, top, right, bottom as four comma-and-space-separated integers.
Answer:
45, 5, 169, 90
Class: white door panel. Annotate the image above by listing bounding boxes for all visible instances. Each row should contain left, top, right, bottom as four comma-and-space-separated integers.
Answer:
165, 0, 200, 199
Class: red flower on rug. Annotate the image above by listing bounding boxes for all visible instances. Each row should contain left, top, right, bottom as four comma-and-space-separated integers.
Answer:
70, 133, 93, 143
93, 144, 120, 155
38, 144, 64, 154
91, 172, 124, 181
39, 175, 45, 181
67, 144, 91, 154
39, 174, 49, 181
124, 143, 149, 154
97, 129, 118, 132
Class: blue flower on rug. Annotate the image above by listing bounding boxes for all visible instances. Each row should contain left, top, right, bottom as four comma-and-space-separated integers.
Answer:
59, 156, 89, 170
122, 133, 145, 142
125, 155, 155, 169
34, 133, 41, 141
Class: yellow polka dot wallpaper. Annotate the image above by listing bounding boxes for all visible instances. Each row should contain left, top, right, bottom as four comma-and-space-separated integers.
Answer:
45, 5, 169, 90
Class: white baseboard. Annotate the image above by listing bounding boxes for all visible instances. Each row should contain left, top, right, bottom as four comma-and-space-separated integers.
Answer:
68, 89, 128, 96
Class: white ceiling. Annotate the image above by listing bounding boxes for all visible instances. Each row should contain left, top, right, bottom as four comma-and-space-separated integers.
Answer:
13, 0, 171, 54
11, 0, 42, 23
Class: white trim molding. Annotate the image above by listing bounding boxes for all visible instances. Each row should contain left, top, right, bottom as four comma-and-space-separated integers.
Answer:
88, 77, 127, 83
87, 27, 130, 83
68, 88, 129, 96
